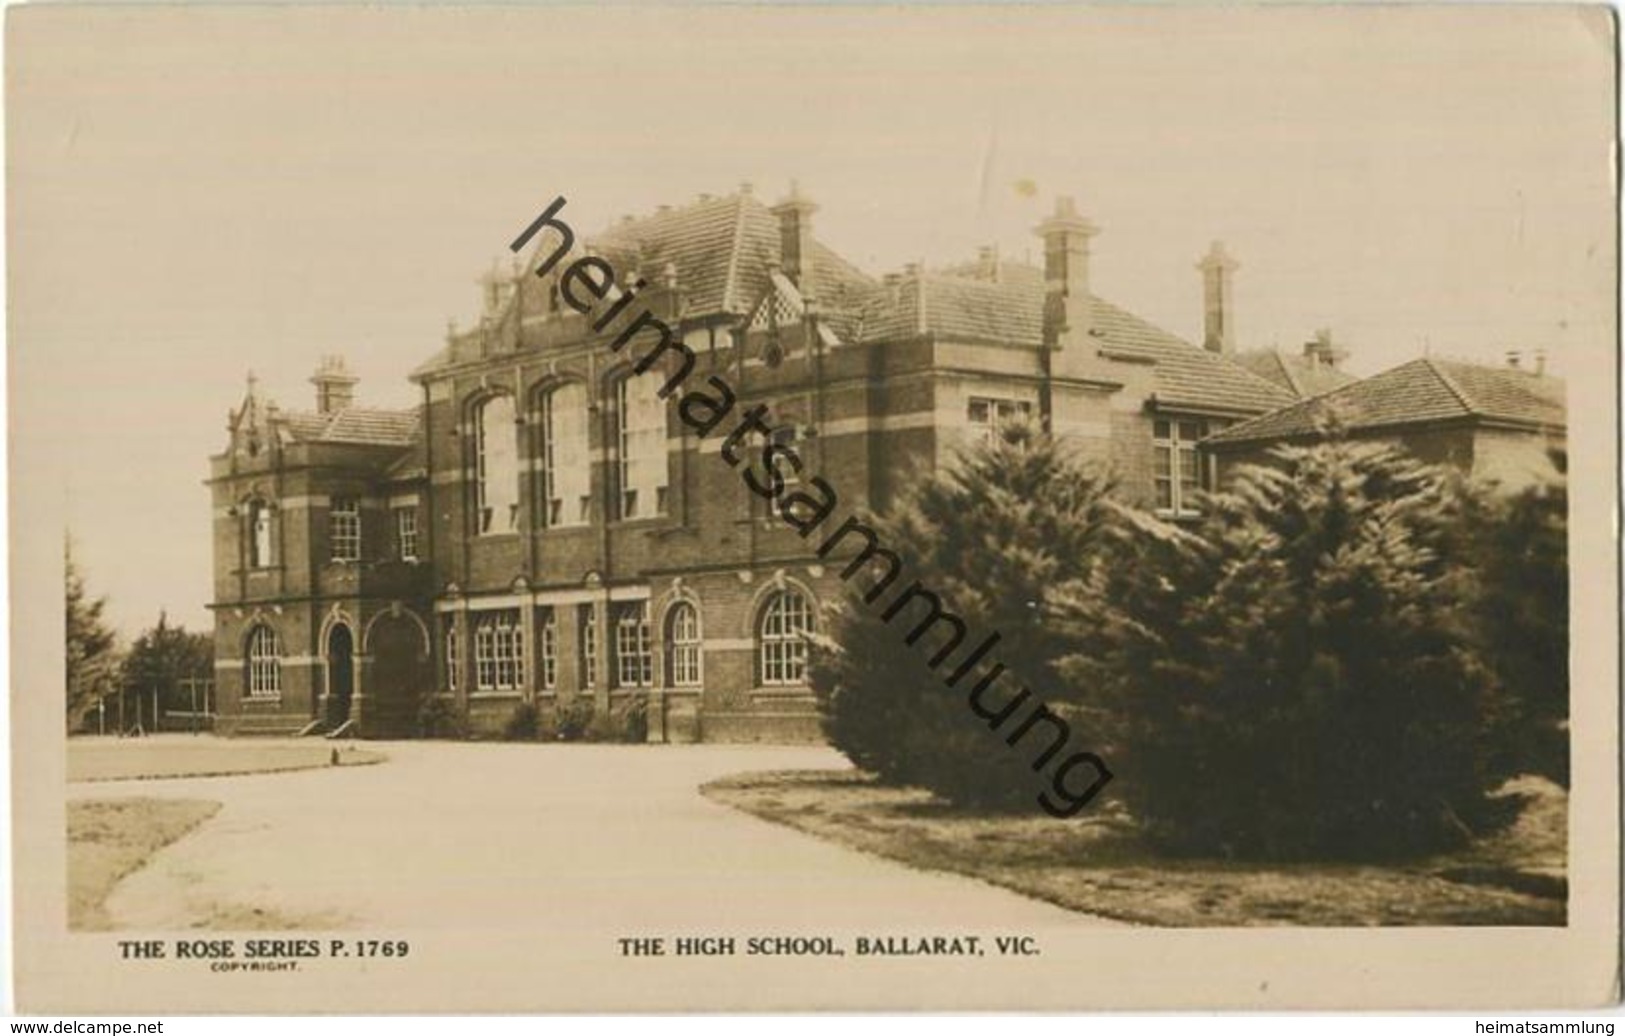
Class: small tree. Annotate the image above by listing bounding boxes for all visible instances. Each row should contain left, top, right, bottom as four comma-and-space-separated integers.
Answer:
121, 612, 213, 726
810, 422, 1119, 810
65, 542, 120, 733
1101, 435, 1503, 859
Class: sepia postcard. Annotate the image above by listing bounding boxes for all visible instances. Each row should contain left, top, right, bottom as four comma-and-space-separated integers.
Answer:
6, 2, 1620, 1014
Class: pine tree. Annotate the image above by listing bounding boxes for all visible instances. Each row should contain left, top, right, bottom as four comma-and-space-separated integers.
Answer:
65, 540, 120, 733
1102, 433, 1503, 859
810, 421, 1120, 810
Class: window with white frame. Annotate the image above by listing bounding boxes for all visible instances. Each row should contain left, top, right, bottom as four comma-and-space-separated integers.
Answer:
395, 506, 418, 562
613, 602, 652, 689
967, 396, 1034, 447
615, 371, 668, 520
474, 394, 520, 534
540, 382, 590, 527
758, 589, 813, 686
578, 605, 597, 690
329, 496, 361, 562
246, 625, 281, 698
1152, 418, 1228, 517
472, 609, 524, 693
666, 601, 702, 688
248, 499, 274, 569
537, 608, 558, 692
444, 621, 460, 694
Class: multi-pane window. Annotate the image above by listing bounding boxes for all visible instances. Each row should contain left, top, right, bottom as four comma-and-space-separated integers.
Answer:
472, 609, 524, 693
248, 500, 274, 569
474, 395, 520, 534
666, 601, 702, 688
967, 396, 1033, 446
613, 602, 653, 689
1153, 418, 1225, 517
537, 609, 558, 692
246, 625, 281, 698
579, 605, 598, 690
616, 372, 669, 520
759, 589, 813, 686
329, 496, 361, 562
395, 507, 418, 562
540, 383, 590, 527
444, 621, 460, 694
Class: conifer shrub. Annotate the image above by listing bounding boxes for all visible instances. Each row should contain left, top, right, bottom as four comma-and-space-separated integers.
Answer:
1099, 435, 1504, 859
1467, 449, 1568, 785
810, 422, 1120, 811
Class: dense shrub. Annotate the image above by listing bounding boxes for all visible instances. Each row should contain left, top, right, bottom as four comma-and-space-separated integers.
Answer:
501, 701, 541, 742
810, 422, 1120, 811
555, 697, 595, 742
415, 695, 468, 740
1098, 436, 1505, 860
1468, 453, 1568, 785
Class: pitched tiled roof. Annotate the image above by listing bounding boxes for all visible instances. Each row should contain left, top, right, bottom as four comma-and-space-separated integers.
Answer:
589, 190, 878, 320
1205, 357, 1567, 446
281, 406, 421, 447
859, 261, 1296, 414
1235, 348, 1359, 399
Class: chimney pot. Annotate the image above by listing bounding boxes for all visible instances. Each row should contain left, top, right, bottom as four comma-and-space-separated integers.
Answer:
1506, 349, 1522, 370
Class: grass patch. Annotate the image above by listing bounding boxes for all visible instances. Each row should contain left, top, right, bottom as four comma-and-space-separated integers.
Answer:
69, 739, 386, 782
702, 770, 1566, 928
68, 798, 221, 930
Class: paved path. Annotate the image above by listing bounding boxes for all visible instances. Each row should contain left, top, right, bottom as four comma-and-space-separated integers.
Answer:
71, 741, 1117, 932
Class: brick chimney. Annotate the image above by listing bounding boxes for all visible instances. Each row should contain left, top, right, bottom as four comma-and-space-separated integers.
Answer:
771, 182, 818, 290
1197, 240, 1239, 355
1034, 196, 1100, 351
1303, 329, 1348, 369
310, 355, 358, 414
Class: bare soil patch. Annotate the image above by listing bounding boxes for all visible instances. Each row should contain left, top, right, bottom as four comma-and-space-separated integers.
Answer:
68, 798, 221, 930
703, 770, 1566, 927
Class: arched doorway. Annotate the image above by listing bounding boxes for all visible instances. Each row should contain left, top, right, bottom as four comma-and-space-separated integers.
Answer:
326, 624, 355, 726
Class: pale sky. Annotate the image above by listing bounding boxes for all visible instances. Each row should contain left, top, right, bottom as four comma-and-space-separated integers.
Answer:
7, 4, 1614, 636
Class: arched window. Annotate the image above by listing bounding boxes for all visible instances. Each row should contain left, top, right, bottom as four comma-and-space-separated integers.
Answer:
473, 394, 520, 534
614, 370, 668, 520
758, 589, 813, 686
538, 382, 590, 527
665, 601, 702, 688
247, 499, 274, 569
246, 625, 281, 698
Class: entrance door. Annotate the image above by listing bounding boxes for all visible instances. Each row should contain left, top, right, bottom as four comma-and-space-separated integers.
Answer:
327, 625, 355, 726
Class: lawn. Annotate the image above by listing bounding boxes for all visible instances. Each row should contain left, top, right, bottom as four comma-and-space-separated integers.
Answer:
68, 798, 222, 930
68, 737, 386, 782
702, 770, 1567, 927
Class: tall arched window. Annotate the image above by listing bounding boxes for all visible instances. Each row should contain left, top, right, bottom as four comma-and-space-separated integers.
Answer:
615, 370, 668, 520
665, 601, 702, 688
758, 589, 813, 686
246, 625, 281, 698
538, 382, 590, 527
474, 394, 520, 534
247, 499, 274, 569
